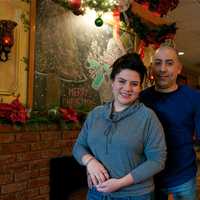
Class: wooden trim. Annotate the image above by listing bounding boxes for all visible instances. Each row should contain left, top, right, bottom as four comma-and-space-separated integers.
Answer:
27, 0, 36, 109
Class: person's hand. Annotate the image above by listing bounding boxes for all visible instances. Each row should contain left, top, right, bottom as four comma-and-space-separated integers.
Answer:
86, 158, 109, 186
96, 178, 121, 193
87, 170, 93, 188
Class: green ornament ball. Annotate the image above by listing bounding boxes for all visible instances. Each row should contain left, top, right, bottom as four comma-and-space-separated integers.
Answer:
95, 17, 103, 27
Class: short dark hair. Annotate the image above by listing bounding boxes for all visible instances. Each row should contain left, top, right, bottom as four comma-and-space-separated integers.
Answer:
110, 53, 147, 84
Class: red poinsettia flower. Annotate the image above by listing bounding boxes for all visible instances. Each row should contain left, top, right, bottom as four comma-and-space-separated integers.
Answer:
59, 107, 79, 123
0, 97, 29, 123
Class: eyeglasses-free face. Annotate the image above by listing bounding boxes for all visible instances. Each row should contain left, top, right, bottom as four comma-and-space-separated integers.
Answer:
112, 69, 141, 112
152, 47, 182, 92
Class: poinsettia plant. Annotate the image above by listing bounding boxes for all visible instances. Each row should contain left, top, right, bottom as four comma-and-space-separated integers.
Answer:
0, 97, 29, 124
58, 107, 79, 123
0, 97, 83, 127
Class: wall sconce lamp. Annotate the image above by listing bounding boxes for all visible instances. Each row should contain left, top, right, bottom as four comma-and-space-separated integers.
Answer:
0, 20, 17, 62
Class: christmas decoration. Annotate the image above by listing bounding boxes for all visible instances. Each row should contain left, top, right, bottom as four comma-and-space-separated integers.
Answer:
72, 8, 85, 15
84, 0, 119, 12
0, 97, 80, 126
134, 0, 179, 16
0, 97, 29, 124
95, 16, 104, 27
59, 107, 79, 123
53, 0, 119, 14
68, 0, 81, 10
48, 107, 59, 121
121, 7, 177, 47
119, 0, 130, 12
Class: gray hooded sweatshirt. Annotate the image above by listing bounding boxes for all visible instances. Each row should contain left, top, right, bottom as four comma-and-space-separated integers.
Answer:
73, 101, 166, 197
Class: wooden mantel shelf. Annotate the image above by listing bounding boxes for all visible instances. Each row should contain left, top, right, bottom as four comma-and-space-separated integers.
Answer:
0, 123, 80, 133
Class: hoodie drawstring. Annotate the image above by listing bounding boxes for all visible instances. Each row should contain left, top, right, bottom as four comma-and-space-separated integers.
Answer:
104, 122, 116, 154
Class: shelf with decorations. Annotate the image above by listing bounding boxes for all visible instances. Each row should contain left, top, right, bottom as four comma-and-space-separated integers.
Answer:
0, 96, 89, 131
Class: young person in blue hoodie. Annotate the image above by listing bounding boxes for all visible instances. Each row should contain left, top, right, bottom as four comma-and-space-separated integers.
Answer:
140, 45, 200, 200
73, 53, 167, 200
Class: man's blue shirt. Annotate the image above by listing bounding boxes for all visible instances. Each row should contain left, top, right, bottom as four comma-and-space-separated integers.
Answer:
140, 85, 200, 188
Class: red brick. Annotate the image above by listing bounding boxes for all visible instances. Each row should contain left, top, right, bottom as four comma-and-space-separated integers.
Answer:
32, 194, 49, 200
0, 124, 16, 133
29, 159, 49, 170
15, 191, 28, 200
28, 176, 49, 188
30, 169, 40, 178
61, 140, 76, 155
40, 149, 61, 159
2, 190, 29, 200
0, 154, 16, 165
39, 168, 49, 176
0, 143, 29, 154
31, 140, 60, 151
0, 173, 13, 184
62, 130, 79, 140
0, 134, 15, 143
17, 151, 41, 161
39, 185, 49, 195
0, 192, 17, 200
56, 140, 67, 149
1, 162, 29, 174
25, 188, 40, 199
0, 190, 40, 200
16, 133, 40, 142
14, 170, 31, 181
1, 181, 27, 194
40, 131, 61, 141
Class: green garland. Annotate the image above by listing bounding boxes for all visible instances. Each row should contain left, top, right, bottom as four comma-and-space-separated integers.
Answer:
52, 0, 118, 12
84, 0, 118, 12
134, 0, 179, 16
121, 7, 177, 46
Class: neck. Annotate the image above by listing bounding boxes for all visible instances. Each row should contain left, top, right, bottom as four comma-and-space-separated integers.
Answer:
154, 84, 178, 93
113, 102, 129, 112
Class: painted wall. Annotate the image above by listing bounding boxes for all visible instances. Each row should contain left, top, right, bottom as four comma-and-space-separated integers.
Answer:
33, 0, 135, 110
0, 0, 30, 104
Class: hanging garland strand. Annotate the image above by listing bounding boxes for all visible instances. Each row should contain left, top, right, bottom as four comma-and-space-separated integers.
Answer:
84, 0, 119, 12
121, 6, 177, 46
52, 0, 119, 13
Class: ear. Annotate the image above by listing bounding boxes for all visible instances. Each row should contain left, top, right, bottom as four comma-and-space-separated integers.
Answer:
178, 63, 183, 74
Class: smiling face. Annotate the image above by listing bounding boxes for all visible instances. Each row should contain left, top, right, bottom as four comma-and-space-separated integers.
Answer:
152, 46, 182, 92
112, 69, 141, 112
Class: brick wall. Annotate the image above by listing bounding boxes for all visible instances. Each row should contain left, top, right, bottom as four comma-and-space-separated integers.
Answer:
0, 124, 79, 200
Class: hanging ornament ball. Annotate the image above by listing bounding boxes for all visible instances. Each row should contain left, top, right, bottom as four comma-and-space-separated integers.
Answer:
95, 17, 103, 27
69, 0, 81, 10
